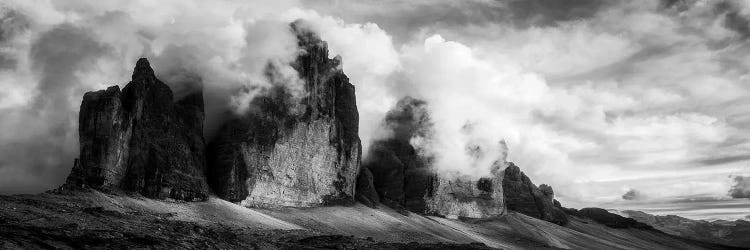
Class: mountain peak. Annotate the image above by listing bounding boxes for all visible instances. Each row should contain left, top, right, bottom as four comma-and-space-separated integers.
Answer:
132, 57, 155, 82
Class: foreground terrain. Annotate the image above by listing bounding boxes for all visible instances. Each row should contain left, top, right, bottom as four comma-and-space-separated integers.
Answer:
0, 190, 737, 249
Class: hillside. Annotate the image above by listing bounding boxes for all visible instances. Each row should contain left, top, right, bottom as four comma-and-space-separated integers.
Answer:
0, 190, 734, 249
622, 210, 750, 248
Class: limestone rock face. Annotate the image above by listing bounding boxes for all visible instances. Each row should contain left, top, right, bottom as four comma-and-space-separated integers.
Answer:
502, 163, 567, 225
207, 23, 361, 207
64, 58, 209, 201
424, 170, 506, 219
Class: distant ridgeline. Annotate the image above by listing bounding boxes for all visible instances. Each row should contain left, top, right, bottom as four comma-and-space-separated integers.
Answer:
60, 21, 571, 226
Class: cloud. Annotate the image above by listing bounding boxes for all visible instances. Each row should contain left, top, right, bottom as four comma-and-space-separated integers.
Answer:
0, 22, 107, 194
622, 188, 647, 200
728, 176, 750, 198
302, 0, 613, 45
696, 155, 750, 166
0, 8, 30, 70
714, 0, 750, 39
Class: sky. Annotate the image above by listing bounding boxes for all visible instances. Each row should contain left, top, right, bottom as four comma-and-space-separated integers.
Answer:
1, 0, 749, 218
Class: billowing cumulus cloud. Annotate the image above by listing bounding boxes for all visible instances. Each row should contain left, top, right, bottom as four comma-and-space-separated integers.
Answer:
0, 0, 749, 213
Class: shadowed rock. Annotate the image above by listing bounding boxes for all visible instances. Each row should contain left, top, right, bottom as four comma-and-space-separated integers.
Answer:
62, 58, 209, 201
207, 22, 361, 207
355, 165, 379, 208
565, 208, 651, 229
502, 163, 567, 225
363, 97, 505, 218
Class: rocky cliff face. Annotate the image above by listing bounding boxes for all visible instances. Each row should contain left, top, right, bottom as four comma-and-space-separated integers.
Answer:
364, 138, 432, 212
207, 23, 361, 207
424, 168, 506, 219
63, 58, 209, 201
361, 97, 505, 218
502, 163, 567, 225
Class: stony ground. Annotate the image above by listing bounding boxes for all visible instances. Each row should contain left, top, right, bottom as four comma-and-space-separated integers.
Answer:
0, 189, 735, 250
0, 191, 497, 250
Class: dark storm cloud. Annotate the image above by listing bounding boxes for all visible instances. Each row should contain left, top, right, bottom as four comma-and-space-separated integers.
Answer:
505, 0, 608, 27
0, 8, 31, 70
659, 0, 693, 10
696, 155, 750, 166
381, 96, 433, 140
0, 8, 29, 42
0, 54, 15, 70
31, 23, 108, 109
0, 23, 107, 194
728, 176, 750, 198
715, 1, 750, 39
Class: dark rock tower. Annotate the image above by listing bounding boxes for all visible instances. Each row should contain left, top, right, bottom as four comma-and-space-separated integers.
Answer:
64, 58, 210, 201
207, 22, 361, 207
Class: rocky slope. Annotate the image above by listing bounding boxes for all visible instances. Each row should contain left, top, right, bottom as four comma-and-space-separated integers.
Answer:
206, 22, 361, 207
63, 58, 209, 202
622, 210, 750, 248
0, 190, 731, 250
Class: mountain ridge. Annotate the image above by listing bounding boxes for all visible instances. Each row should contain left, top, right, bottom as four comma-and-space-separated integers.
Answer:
25, 23, 743, 249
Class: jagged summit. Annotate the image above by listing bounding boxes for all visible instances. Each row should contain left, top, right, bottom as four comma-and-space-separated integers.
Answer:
131, 57, 155, 82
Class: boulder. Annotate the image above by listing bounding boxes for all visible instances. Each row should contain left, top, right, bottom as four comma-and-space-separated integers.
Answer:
207, 22, 361, 207
63, 58, 209, 201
